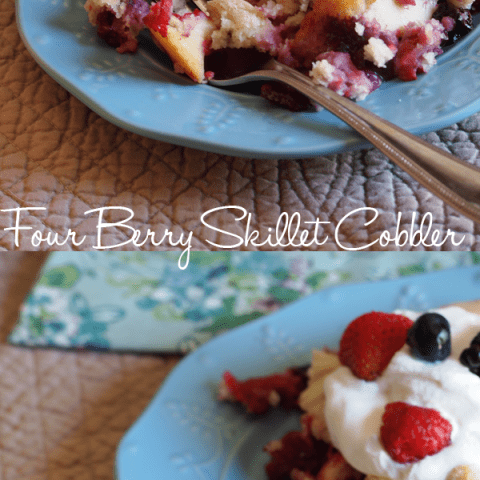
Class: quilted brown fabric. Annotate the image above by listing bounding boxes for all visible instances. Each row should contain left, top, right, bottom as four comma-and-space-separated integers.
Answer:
2, 0, 480, 250
0, 253, 182, 479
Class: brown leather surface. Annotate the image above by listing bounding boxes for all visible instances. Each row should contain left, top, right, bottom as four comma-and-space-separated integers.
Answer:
0, 253, 181, 479
2, 0, 480, 250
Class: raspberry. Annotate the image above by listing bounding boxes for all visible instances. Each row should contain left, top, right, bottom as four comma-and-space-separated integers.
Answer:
380, 402, 452, 463
339, 312, 414, 381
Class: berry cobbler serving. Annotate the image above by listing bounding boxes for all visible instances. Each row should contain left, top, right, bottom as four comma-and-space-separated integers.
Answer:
218, 307, 480, 480
85, 0, 478, 101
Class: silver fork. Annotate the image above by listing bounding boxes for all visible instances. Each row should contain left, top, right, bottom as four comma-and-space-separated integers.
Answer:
207, 58, 480, 223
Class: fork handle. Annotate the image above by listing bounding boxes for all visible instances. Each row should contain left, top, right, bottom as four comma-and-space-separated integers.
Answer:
264, 64, 480, 222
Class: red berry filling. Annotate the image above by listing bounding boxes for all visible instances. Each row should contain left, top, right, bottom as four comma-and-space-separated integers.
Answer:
144, 0, 174, 37
264, 416, 333, 480
314, 51, 381, 99
222, 367, 308, 414
393, 20, 449, 81
265, 415, 365, 480
93, 0, 149, 53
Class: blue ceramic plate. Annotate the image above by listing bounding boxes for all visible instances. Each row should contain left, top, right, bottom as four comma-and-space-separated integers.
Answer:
115, 265, 480, 480
16, 0, 480, 159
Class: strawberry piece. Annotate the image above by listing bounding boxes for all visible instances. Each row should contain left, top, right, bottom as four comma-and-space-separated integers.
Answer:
221, 367, 308, 414
380, 401, 452, 463
144, 0, 173, 37
339, 311, 414, 380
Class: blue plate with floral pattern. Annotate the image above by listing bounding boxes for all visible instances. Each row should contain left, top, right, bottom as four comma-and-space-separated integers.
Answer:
15, 0, 480, 159
115, 266, 480, 479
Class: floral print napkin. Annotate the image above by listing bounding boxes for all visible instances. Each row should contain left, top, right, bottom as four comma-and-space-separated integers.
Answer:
8, 252, 480, 353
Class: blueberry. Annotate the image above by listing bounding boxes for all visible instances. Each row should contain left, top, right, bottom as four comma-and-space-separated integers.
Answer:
460, 333, 480, 377
470, 332, 480, 348
460, 345, 480, 377
406, 313, 451, 362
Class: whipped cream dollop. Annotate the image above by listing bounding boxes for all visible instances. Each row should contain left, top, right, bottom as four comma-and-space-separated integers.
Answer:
323, 307, 480, 480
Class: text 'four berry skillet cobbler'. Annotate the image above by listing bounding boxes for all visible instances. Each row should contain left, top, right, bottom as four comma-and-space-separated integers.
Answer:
85, 0, 479, 104
218, 307, 480, 480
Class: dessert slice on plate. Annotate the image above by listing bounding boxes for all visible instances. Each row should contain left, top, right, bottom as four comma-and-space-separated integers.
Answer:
84, 0, 479, 100
219, 302, 480, 480
144, 1, 216, 82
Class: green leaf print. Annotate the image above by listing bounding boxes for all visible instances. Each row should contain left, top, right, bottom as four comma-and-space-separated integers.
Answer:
105, 275, 159, 296
28, 315, 44, 337
339, 271, 353, 282
305, 271, 328, 289
471, 253, 480, 264
39, 265, 81, 289
268, 286, 302, 304
398, 264, 426, 276
228, 273, 260, 291
272, 268, 290, 281
151, 303, 184, 322
198, 296, 264, 333
199, 310, 264, 334
188, 252, 232, 267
